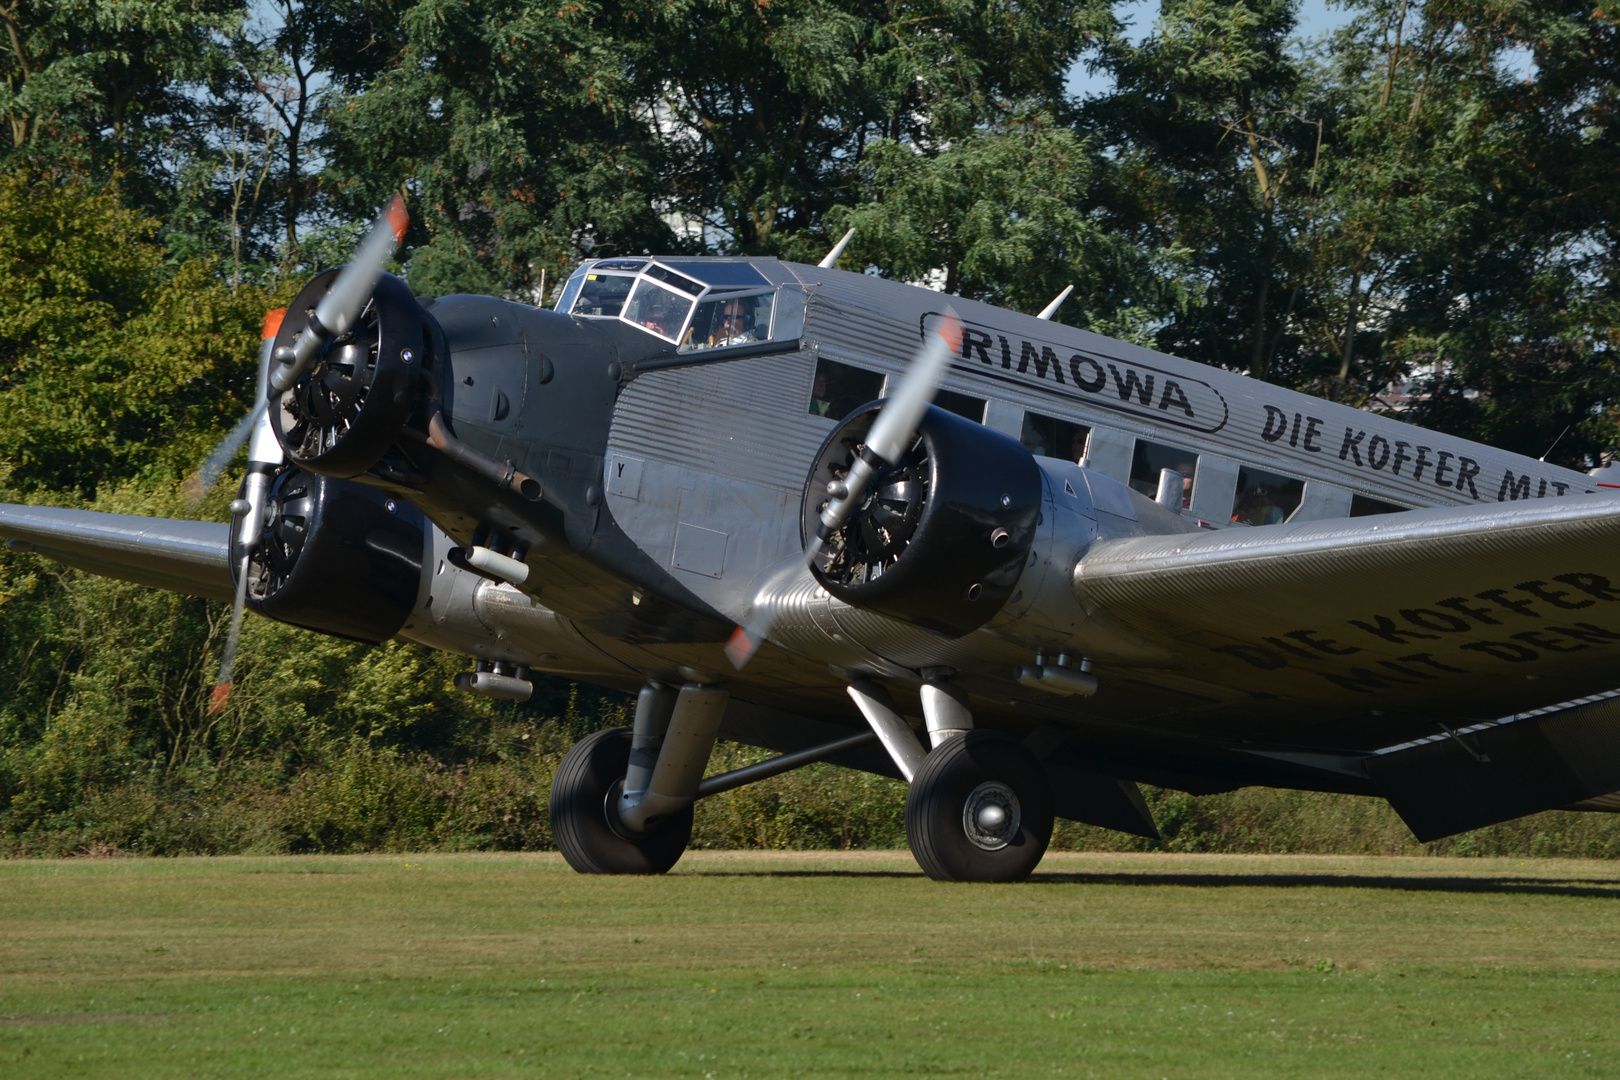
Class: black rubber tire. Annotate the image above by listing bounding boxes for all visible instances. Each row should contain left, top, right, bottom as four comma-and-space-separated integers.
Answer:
904, 730, 1054, 882
549, 727, 693, 874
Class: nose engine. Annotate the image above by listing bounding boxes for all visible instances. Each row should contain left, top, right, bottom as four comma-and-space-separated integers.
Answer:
233, 464, 425, 643
802, 403, 1041, 636
268, 269, 428, 478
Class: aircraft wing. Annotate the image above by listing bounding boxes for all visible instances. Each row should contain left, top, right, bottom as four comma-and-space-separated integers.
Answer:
0, 504, 233, 603
1073, 494, 1620, 736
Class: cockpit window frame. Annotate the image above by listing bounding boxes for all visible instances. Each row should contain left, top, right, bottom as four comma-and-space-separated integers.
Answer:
558, 259, 807, 357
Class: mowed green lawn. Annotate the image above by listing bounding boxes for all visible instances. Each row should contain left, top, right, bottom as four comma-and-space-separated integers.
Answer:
1, 852, 1617, 1078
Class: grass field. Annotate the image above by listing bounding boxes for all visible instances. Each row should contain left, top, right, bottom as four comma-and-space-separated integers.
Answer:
1, 852, 1617, 1078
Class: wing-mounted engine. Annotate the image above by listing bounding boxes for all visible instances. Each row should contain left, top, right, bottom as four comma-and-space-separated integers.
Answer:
801, 403, 1041, 636
233, 463, 425, 643
269, 268, 428, 478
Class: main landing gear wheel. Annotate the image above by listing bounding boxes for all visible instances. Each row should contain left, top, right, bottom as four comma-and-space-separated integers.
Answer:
549, 728, 693, 874
904, 730, 1054, 882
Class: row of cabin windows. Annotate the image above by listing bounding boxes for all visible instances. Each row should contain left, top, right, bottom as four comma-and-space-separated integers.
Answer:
809, 357, 1407, 522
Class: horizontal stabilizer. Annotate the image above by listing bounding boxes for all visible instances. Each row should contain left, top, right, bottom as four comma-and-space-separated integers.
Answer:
0, 504, 233, 603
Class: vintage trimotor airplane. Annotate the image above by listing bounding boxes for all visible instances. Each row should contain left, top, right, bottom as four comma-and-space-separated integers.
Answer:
5, 201, 1620, 882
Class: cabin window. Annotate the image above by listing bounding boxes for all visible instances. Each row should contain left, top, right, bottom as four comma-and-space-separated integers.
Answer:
934, 389, 986, 423
1021, 411, 1090, 464
570, 271, 637, 318
1129, 439, 1199, 509
1230, 465, 1305, 526
810, 359, 884, 421
621, 278, 696, 343
681, 291, 775, 352
1351, 493, 1407, 516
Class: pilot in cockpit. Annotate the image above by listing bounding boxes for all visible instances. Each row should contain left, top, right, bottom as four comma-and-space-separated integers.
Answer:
709, 298, 756, 347
642, 301, 675, 338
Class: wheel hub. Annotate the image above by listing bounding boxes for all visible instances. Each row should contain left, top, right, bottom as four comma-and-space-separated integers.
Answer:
962, 781, 1021, 850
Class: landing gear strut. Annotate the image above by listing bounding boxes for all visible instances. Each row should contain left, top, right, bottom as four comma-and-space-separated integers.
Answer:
549, 727, 694, 874
904, 730, 1054, 882
850, 675, 1054, 882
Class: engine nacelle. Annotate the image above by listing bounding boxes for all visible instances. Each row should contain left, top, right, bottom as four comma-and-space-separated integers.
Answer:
234, 464, 425, 643
801, 403, 1041, 637
269, 269, 428, 478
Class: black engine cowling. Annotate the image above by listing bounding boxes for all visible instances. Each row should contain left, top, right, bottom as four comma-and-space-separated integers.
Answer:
269, 269, 427, 478
233, 464, 425, 644
801, 403, 1041, 637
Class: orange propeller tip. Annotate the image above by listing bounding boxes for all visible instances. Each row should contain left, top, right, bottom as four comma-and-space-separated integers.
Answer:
724, 626, 757, 669
208, 683, 232, 715
261, 308, 286, 340
386, 195, 409, 243
937, 309, 963, 353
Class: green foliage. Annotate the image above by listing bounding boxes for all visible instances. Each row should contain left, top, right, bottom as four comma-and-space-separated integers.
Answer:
0, 0, 241, 166
0, 172, 275, 495
830, 118, 1181, 329
321, 0, 679, 299
620, 0, 1110, 257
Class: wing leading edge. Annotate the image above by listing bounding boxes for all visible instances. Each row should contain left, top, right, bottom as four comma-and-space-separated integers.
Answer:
0, 504, 233, 603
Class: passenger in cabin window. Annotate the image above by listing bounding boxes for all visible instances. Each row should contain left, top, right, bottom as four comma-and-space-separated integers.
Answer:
1232, 489, 1285, 525
1174, 462, 1195, 508
810, 359, 884, 421
1230, 466, 1305, 525
810, 370, 831, 417
1129, 440, 1199, 508
1019, 411, 1090, 465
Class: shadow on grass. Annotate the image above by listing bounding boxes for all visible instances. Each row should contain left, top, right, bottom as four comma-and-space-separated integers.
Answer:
689, 867, 1620, 898
1025, 871, 1620, 898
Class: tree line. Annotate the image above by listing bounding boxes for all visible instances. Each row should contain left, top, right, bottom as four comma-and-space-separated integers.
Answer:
0, 0, 1617, 854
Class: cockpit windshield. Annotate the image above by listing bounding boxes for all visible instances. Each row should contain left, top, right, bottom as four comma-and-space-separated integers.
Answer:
570, 271, 636, 318
622, 278, 695, 343
684, 292, 773, 351
557, 259, 805, 351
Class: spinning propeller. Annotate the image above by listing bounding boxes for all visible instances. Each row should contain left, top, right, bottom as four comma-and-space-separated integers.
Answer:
204, 198, 410, 713
724, 311, 962, 668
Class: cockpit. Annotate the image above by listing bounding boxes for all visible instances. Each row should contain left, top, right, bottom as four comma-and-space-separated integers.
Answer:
554, 258, 807, 352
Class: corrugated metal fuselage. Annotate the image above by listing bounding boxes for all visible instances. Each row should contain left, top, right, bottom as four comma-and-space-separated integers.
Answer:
401, 260, 1599, 793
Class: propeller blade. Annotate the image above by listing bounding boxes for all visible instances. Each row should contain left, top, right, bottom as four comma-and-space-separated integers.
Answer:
208, 531, 253, 714
203, 307, 288, 710
725, 310, 962, 669
862, 311, 960, 467
270, 195, 409, 393
189, 399, 266, 501
185, 309, 286, 504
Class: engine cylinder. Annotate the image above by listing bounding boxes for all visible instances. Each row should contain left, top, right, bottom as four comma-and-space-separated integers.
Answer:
801, 403, 1041, 636
269, 269, 427, 478
234, 464, 425, 643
